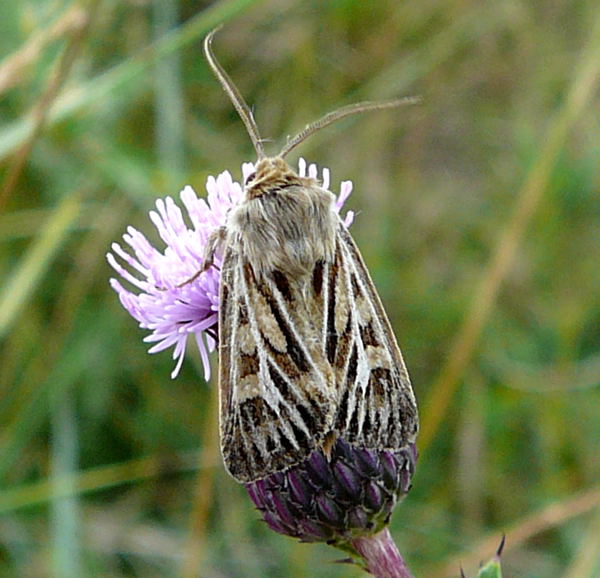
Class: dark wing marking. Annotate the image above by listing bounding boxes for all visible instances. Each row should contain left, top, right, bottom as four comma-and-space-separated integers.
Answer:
218, 244, 336, 483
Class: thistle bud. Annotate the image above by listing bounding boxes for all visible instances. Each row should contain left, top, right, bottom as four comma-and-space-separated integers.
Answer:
246, 438, 417, 549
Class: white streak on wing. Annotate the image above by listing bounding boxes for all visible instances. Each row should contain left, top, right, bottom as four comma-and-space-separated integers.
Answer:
340, 235, 369, 437
228, 261, 242, 393
231, 258, 317, 449
321, 260, 330, 361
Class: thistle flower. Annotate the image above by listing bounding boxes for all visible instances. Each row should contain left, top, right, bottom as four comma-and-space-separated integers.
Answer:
108, 160, 416, 577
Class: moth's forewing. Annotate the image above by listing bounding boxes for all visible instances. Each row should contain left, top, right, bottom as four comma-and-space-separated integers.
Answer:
218, 170, 338, 483
218, 159, 417, 483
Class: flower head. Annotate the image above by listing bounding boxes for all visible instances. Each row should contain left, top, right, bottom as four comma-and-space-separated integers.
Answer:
107, 159, 354, 380
245, 439, 417, 546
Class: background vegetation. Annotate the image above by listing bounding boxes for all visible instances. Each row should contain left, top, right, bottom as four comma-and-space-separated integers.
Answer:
1, 0, 599, 576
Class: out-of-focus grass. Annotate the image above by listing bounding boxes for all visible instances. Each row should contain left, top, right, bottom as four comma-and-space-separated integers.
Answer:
1, 1, 599, 577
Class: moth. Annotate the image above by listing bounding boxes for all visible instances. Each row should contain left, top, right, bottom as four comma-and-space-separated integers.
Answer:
203, 29, 419, 483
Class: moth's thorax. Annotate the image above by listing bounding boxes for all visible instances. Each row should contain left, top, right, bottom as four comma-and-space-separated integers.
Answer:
228, 156, 338, 279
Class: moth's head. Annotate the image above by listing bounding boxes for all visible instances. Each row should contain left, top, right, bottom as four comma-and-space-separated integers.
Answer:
244, 157, 302, 199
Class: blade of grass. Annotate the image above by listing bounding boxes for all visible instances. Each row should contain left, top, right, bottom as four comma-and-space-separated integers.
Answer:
418, 10, 600, 453
0, 4, 87, 95
153, 0, 185, 184
0, 192, 82, 340
0, 450, 205, 514
51, 390, 81, 578
0, 0, 265, 162
0, 1, 96, 212
0, 195, 126, 482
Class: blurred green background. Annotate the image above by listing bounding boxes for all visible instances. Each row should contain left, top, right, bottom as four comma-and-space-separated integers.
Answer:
1, 0, 599, 576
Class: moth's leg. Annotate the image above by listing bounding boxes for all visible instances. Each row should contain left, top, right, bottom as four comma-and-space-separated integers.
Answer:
202, 225, 228, 272
177, 226, 227, 287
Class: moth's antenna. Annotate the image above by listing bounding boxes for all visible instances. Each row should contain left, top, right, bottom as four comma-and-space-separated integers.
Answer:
204, 28, 266, 159
279, 97, 420, 159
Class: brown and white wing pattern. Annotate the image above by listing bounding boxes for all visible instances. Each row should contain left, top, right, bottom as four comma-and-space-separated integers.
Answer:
325, 223, 418, 450
218, 243, 337, 483
219, 215, 417, 483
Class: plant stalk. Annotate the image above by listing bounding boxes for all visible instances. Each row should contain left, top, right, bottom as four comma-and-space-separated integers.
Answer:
351, 527, 414, 578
